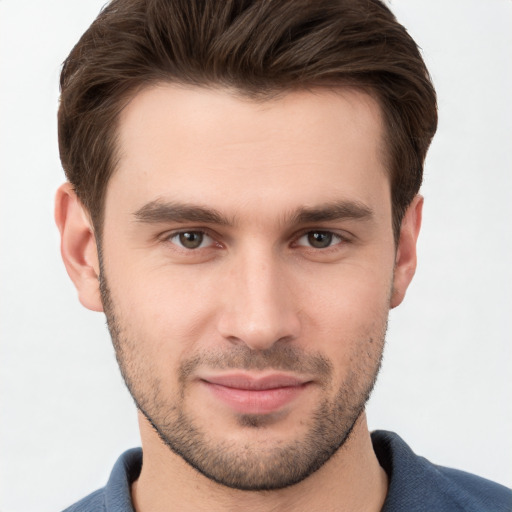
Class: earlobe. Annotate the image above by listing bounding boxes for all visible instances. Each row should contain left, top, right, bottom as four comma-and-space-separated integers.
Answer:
390, 195, 423, 309
55, 183, 104, 312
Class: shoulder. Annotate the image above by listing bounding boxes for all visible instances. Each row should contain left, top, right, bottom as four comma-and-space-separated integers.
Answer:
62, 488, 106, 512
372, 430, 512, 512
61, 448, 142, 512
435, 465, 512, 511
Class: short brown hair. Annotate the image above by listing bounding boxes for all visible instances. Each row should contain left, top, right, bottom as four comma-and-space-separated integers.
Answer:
58, 0, 437, 240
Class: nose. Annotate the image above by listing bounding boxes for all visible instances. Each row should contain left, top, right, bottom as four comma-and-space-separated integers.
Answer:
217, 247, 301, 351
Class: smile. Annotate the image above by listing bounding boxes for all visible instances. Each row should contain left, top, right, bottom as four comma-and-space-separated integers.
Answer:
199, 373, 312, 415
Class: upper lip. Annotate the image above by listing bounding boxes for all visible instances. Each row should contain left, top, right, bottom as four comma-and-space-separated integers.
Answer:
200, 373, 309, 390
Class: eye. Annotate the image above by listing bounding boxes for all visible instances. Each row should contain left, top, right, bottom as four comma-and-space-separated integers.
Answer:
169, 231, 214, 249
296, 231, 343, 249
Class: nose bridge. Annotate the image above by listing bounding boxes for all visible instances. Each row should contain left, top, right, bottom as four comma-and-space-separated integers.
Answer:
218, 241, 300, 349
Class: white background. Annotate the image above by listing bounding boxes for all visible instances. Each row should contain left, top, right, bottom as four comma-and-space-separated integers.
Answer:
1, 1, 511, 511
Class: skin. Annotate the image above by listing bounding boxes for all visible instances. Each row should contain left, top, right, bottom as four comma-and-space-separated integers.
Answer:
55, 85, 422, 512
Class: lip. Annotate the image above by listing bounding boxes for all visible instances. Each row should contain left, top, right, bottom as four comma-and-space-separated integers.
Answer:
199, 373, 311, 415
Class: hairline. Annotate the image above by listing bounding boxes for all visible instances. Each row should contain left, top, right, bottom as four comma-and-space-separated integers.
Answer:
91, 79, 397, 246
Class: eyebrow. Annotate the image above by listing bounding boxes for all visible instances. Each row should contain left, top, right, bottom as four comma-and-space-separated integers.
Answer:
134, 201, 232, 225
133, 199, 373, 226
290, 201, 374, 225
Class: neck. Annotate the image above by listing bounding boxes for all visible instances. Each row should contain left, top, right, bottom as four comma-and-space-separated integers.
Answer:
131, 411, 388, 512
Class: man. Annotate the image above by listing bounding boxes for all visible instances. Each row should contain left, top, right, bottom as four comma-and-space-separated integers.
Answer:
53, 0, 511, 510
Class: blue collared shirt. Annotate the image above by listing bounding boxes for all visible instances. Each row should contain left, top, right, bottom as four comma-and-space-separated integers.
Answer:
62, 431, 512, 511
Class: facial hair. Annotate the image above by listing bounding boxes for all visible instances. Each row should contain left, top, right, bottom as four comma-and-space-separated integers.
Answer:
99, 270, 386, 491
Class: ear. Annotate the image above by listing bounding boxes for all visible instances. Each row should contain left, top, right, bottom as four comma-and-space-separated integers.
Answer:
390, 195, 423, 309
55, 183, 103, 312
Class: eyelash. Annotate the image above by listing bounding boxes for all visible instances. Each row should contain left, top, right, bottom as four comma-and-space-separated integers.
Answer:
293, 230, 348, 250
162, 228, 350, 251
163, 230, 219, 251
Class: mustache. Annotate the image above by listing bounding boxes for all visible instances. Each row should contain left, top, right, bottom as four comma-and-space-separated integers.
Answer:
179, 344, 333, 381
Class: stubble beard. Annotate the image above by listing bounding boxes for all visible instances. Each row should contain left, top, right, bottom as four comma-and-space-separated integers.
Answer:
99, 272, 386, 491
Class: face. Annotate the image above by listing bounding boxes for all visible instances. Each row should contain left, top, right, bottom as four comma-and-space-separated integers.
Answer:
98, 85, 400, 490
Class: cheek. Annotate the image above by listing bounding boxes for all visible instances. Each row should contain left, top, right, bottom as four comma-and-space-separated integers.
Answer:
299, 264, 392, 358
305, 260, 393, 319
108, 265, 221, 355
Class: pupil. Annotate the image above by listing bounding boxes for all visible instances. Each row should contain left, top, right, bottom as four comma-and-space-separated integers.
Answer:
180, 232, 203, 249
308, 231, 332, 248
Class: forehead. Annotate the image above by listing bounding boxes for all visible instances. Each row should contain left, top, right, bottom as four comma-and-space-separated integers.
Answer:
108, 84, 389, 221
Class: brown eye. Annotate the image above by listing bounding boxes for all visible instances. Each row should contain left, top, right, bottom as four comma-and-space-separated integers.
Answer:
296, 231, 342, 249
170, 231, 211, 249
307, 231, 333, 248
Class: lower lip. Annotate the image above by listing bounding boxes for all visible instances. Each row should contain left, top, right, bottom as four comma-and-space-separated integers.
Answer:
202, 381, 308, 415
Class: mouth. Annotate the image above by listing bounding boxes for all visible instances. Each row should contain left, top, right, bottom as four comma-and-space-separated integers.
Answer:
199, 373, 312, 415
